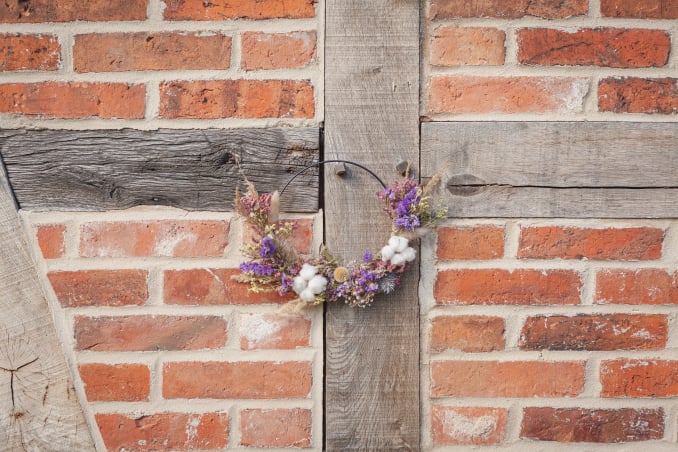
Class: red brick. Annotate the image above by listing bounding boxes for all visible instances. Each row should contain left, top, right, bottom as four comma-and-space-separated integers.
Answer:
0, 82, 145, 119
432, 406, 507, 445
79, 363, 149, 402
431, 27, 505, 66
431, 361, 584, 397
437, 226, 504, 260
159, 80, 314, 119
240, 408, 311, 447
240, 314, 310, 350
601, 359, 678, 397
518, 226, 664, 260
242, 31, 316, 71
164, 0, 316, 20
428, 76, 588, 114
0, 34, 60, 71
36, 224, 66, 259
601, 0, 678, 18
96, 412, 228, 451
430, 0, 588, 19
80, 220, 229, 258
518, 28, 670, 68
242, 218, 314, 255
430, 316, 505, 353
48, 270, 148, 307
0, 0, 148, 23
163, 361, 311, 399
435, 269, 582, 305
74, 32, 231, 73
74, 315, 227, 352
519, 314, 668, 351
595, 269, 678, 305
599, 77, 678, 114
164, 268, 293, 305
521, 407, 664, 442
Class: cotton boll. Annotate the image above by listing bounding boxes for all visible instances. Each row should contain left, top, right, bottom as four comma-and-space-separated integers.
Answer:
402, 247, 416, 262
308, 275, 328, 294
292, 276, 307, 294
388, 235, 409, 253
390, 253, 406, 266
299, 288, 316, 302
380, 245, 395, 261
299, 263, 318, 281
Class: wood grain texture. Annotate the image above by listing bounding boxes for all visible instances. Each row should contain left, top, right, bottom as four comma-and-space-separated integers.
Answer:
422, 122, 678, 218
0, 157, 94, 450
0, 128, 319, 212
324, 0, 420, 450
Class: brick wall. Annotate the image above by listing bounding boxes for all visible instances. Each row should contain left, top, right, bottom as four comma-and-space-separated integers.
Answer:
424, 0, 677, 118
0, 0, 321, 127
423, 1, 678, 449
23, 209, 323, 450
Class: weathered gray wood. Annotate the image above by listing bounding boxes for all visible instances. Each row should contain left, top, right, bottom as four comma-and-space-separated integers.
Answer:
422, 122, 678, 217
325, 0, 420, 450
0, 156, 94, 450
0, 128, 319, 212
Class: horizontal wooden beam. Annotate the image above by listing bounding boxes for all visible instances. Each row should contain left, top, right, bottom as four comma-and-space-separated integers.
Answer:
422, 122, 678, 218
0, 128, 320, 212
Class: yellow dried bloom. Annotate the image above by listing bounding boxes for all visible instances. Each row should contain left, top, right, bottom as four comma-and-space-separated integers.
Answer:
333, 267, 349, 282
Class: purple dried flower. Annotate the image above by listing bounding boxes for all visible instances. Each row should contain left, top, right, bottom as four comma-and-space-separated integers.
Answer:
259, 236, 277, 258
240, 261, 275, 276
394, 214, 421, 231
363, 250, 372, 263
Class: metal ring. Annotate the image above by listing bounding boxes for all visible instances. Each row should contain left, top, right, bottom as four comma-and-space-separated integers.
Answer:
279, 159, 387, 196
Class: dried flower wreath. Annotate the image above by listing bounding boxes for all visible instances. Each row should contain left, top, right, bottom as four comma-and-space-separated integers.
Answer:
234, 161, 446, 308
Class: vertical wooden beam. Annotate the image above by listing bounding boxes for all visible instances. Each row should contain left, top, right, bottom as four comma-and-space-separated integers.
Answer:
0, 158, 94, 450
324, 1, 421, 450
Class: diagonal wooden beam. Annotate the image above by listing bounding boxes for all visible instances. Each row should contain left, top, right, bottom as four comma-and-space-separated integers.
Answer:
0, 156, 94, 450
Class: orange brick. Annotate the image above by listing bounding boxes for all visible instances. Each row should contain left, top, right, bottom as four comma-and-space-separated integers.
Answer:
48, 270, 148, 307
74, 315, 227, 352
164, 0, 317, 20
437, 225, 504, 260
601, 359, 678, 397
242, 31, 316, 71
240, 314, 310, 350
80, 220, 229, 258
79, 363, 149, 402
159, 80, 314, 119
163, 361, 311, 399
36, 224, 66, 259
428, 76, 588, 114
0, 0, 148, 23
518, 226, 664, 260
432, 360, 585, 397
595, 269, 678, 304
431, 27, 505, 66
242, 218, 314, 254
240, 409, 311, 447
518, 28, 670, 68
96, 412, 228, 451
164, 268, 293, 305
430, 315, 505, 353
435, 269, 582, 305
429, 0, 588, 19
0, 82, 145, 119
0, 34, 60, 71
601, 0, 678, 18
521, 407, 664, 442
599, 77, 678, 114
432, 406, 507, 445
519, 314, 668, 351
74, 32, 231, 73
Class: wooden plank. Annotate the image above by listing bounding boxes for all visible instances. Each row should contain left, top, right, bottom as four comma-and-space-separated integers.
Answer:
0, 156, 94, 450
324, 0, 420, 450
421, 122, 678, 217
0, 128, 319, 212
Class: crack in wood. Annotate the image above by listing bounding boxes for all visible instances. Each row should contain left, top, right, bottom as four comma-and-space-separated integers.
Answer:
0, 357, 39, 411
